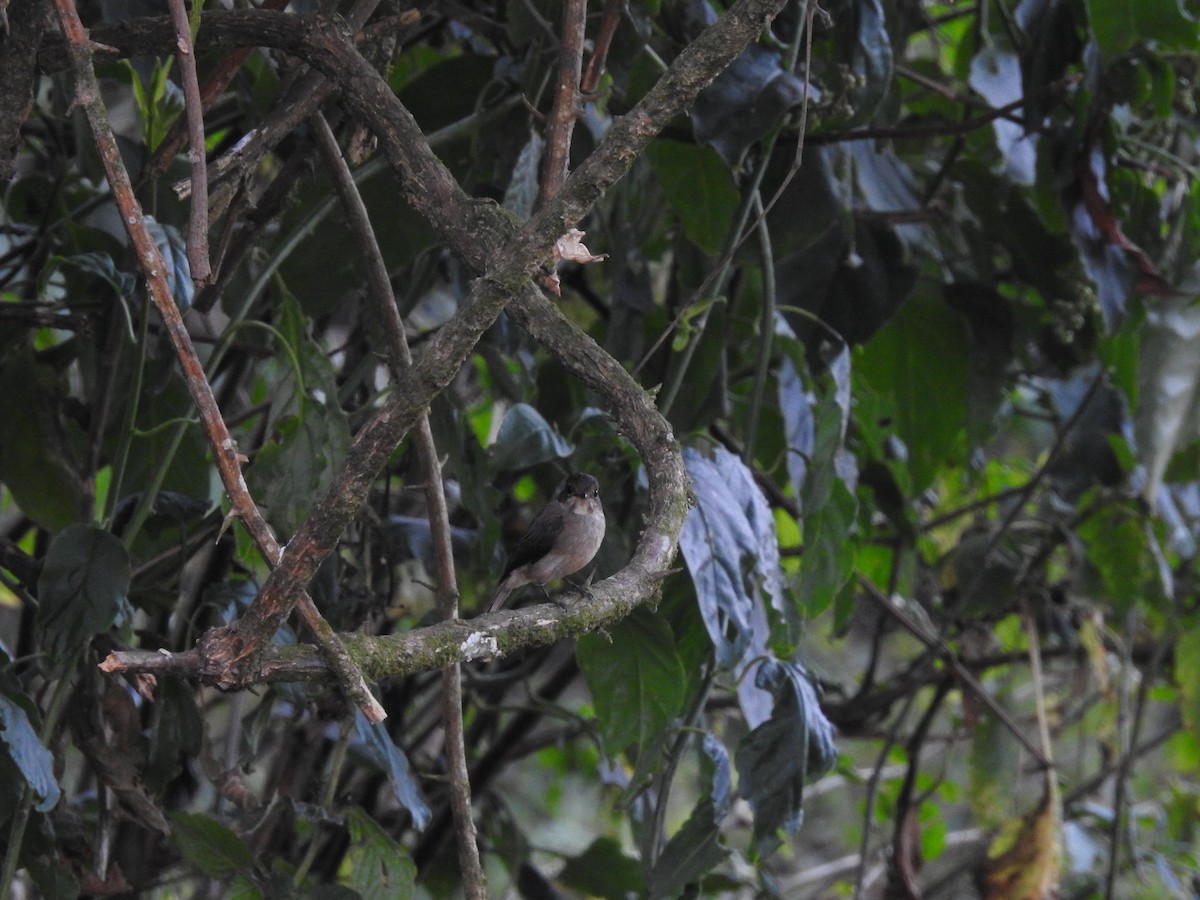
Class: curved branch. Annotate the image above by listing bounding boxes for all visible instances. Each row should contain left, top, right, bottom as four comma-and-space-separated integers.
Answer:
93, 0, 788, 685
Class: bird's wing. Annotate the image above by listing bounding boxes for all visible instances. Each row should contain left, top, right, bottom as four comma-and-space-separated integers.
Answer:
501, 501, 565, 577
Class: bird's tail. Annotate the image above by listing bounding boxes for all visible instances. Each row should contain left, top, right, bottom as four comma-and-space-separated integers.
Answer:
486, 585, 511, 614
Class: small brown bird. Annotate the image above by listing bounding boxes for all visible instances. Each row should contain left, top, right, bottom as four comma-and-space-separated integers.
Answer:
487, 473, 606, 613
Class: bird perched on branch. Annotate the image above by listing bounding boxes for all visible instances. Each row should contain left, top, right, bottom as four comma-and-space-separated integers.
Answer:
486, 473, 606, 613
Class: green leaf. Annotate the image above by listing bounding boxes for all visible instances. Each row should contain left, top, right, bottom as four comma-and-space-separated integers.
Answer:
1078, 506, 1165, 612
855, 290, 970, 491
36, 525, 131, 663
0, 352, 83, 533
647, 735, 733, 898
341, 807, 417, 900
489, 403, 575, 471
577, 608, 688, 756
1087, 0, 1196, 58
170, 811, 256, 879
646, 140, 739, 256
795, 479, 858, 619
1176, 627, 1200, 740
0, 694, 61, 812
735, 660, 837, 857
559, 837, 643, 899
250, 405, 350, 536
647, 798, 729, 900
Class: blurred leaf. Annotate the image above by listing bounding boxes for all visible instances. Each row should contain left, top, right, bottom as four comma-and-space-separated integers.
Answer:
647, 736, 732, 899
0, 694, 60, 812
353, 712, 432, 830
170, 811, 256, 880
559, 837, 643, 899
1135, 297, 1200, 503
0, 351, 83, 532
577, 607, 688, 756
646, 140, 739, 256
647, 798, 729, 899
977, 784, 1062, 900
250, 406, 350, 536
834, 0, 895, 126
1176, 627, 1200, 741
735, 659, 837, 857
778, 353, 815, 502
1017, 0, 1086, 127
1078, 506, 1168, 612
144, 678, 203, 794
968, 708, 1021, 831
341, 807, 418, 900
969, 48, 1037, 185
36, 525, 130, 663
1087, 0, 1196, 58
692, 44, 811, 165
795, 479, 857, 619
502, 129, 544, 221
145, 216, 193, 310
856, 291, 970, 491
490, 402, 575, 471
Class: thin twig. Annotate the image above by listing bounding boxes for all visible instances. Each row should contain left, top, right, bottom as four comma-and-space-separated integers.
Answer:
580, 0, 624, 95
955, 371, 1104, 612
536, 0, 587, 209
857, 576, 1052, 770
309, 113, 485, 896
52, 0, 383, 723
144, 0, 290, 181
166, 0, 210, 284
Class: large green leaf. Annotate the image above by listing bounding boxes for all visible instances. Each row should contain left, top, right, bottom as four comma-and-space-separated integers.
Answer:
36, 525, 131, 663
646, 140, 739, 256
170, 811, 256, 880
1177, 627, 1200, 741
341, 807, 418, 900
1087, 0, 1196, 58
577, 607, 688, 756
559, 837, 643, 899
0, 351, 82, 533
855, 291, 970, 491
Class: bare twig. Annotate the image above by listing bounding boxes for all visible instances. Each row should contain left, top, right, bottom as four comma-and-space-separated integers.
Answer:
857, 576, 1052, 770
536, 0, 587, 210
51, 0, 383, 723
580, 0, 624, 95
144, 0, 290, 181
166, 0, 210, 284
310, 112, 485, 896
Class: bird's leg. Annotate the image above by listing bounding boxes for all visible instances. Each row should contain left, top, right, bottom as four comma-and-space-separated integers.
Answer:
562, 572, 597, 604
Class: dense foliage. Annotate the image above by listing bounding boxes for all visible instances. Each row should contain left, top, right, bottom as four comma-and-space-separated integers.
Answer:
2, 0, 1200, 897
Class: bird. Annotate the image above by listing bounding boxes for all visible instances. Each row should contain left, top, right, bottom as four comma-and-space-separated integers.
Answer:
486, 473, 606, 613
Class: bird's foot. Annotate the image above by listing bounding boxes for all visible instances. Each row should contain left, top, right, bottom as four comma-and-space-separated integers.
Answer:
564, 578, 596, 604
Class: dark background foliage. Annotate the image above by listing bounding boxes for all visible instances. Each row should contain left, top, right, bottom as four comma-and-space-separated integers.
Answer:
2, 0, 1200, 897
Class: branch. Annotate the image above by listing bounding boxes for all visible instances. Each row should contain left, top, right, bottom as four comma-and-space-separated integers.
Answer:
194, 0, 785, 679
50, 0, 383, 723
309, 111, 486, 897
857, 576, 1052, 770
536, 0, 586, 209
166, 0, 210, 284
